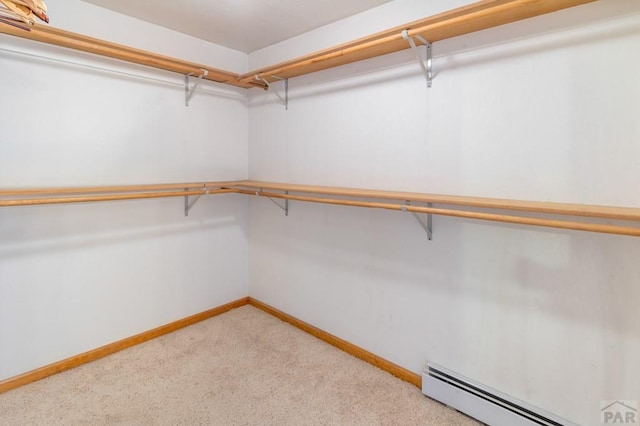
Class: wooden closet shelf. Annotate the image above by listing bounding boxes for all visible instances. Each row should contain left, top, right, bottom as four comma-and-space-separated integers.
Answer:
230, 181, 640, 238
0, 181, 242, 196
0, 181, 239, 206
232, 181, 640, 222
0, 0, 595, 89
0, 24, 264, 89
239, 0, 596, 84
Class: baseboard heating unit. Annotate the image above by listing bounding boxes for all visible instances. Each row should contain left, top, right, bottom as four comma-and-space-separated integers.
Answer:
422, 363, 577, 426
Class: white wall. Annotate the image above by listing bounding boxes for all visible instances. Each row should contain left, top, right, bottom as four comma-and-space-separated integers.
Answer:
0, 0, 249, 380
248, 1, 640, 425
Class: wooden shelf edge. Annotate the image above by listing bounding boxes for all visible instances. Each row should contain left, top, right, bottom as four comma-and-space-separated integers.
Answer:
3, 179, 640, 235
0, 23, 265, 89
3, 178, 640, 222
234, 180, 640, 222
0, 181, 242, 207
0, 181, 243, 196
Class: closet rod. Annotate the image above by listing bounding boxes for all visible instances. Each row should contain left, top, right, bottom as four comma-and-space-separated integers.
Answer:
234, 181, 640, 222
5, 180, 639, 236
0, 23, 265, 89
0, 47, 247, 99
0, 181, 241, 196
238, 189, 640, 238
0, 188, 237, 207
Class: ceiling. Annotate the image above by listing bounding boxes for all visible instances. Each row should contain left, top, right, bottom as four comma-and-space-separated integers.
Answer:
81, 0, 392, 53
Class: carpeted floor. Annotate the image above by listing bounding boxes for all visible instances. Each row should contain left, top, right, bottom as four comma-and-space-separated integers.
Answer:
0, 305, 479, 425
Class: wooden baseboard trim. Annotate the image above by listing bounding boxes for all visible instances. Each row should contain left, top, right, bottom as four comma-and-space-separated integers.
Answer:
247, 297, 421, 388
1, 296, 420, 394
0, 297, 249, 394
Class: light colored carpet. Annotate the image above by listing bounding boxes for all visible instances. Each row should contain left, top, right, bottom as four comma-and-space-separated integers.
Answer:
0, 305, 479, 425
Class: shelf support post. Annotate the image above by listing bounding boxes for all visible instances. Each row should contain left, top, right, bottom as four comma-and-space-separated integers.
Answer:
257, 190, 289, 216
404, 200, 433, 240
184, 186, 208, 216
255, 75, 289, 110
402, 30, 432, 88
185, 69, 208, 106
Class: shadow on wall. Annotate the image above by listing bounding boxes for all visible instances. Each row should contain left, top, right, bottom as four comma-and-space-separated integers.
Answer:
435, 4, 640, 73
0, 194, 246, 260
0, 37, 248, 105
249, 3, 640, 106
250, 199, 640, 334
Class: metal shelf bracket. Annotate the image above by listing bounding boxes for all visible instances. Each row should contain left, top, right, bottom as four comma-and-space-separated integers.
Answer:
404, 201, 433, 240
257, 190, 289, 216
185, 69, 208, 106
402, 30, 433, 88
255, 75, 289, 110
184, 186, 208, 216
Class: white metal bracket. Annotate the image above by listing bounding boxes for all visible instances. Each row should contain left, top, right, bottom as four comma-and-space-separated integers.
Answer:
255, 75, 289, 110
257, 190, 289, 216
185, 186, 209, 216
185, 69, 208, 106
404, 201, 433, 240
402, 30, 433, 88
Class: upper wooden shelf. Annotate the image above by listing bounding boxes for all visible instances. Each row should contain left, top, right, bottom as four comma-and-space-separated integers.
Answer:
0, 24, 264, 89
239, 0, 595, 84
0, 0, 595, 89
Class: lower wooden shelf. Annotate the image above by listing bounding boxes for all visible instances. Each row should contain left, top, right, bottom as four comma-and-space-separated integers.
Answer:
2, 180, 640, 237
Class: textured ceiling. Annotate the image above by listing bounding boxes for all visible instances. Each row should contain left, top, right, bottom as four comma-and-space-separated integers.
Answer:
80, 0, 392, 53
